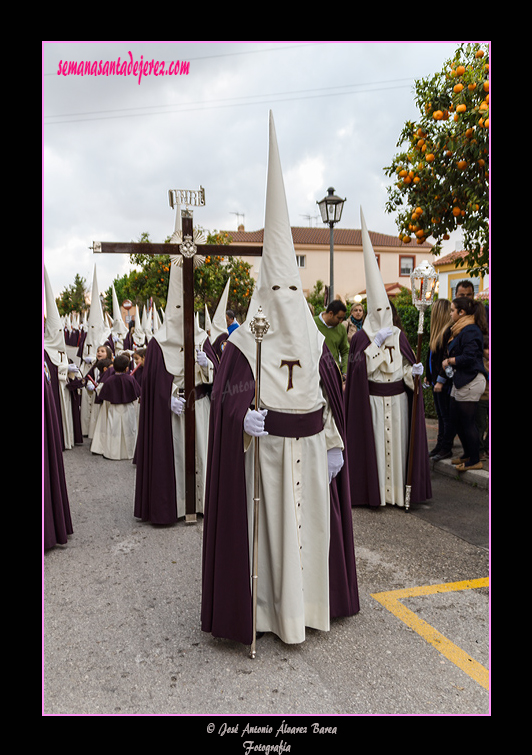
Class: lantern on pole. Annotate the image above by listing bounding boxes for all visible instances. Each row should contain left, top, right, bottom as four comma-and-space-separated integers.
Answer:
316, 187, 346, 303
410, 259, 439, 336
405, 260, 439, 511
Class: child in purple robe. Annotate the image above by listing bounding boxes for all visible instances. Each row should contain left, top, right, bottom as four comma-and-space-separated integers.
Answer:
90, 354, 141, 460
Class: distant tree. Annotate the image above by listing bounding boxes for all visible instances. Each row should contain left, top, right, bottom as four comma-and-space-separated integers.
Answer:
306, 280, 327, 315
56, 273, 87, 316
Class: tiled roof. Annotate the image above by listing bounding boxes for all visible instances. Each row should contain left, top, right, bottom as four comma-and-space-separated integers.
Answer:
434, 249, 468, 266
223, 226, 432, 249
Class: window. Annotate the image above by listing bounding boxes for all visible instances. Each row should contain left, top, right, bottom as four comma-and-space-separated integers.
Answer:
296, 255, 306, 268
399, 255, 415, 276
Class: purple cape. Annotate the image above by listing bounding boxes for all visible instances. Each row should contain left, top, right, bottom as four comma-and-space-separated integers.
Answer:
132, 365, 144, 387
95, 372, 141, 405
43, 366, 73, 550
133, 339, 179, 524
201, 341, 359, 646
344, 329, 432, 507
65, 372, 84, 444
211, 333, 228, 367
44, 350, 83, 447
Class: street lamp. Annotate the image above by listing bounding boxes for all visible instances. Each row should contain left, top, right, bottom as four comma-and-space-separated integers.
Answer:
405, 259, 439, 511
317, 187, 346, 303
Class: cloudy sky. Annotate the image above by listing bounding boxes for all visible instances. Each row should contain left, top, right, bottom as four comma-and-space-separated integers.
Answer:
43, 40, 471, 301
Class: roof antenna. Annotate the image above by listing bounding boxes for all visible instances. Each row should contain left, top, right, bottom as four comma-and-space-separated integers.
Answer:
230, 212, 245, 230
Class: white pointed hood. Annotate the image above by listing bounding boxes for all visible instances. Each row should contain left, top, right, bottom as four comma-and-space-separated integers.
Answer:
43, 265, 68, 366
209, 276, 231, 343
152, 307, 161, 333
141, 306, 153, 342
154, 257, 207, 379
204, 304, 212, 337
195, 311, 208, 349
360, 207, 394, 339
84, 266, 110, 355
111, 284, 128, 339
230, 111, 325, 412
154, 258, 184, 377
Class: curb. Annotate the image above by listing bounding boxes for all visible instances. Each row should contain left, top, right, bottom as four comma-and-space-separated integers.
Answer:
431, 457, 489, 490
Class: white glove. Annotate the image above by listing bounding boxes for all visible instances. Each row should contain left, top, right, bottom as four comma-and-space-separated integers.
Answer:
327, 447, 344, 483
374, 327, 393, 348
86, 381, 95, 392
171, 396, 186, 416
68, 364, 80, 375
412, 362, 424, 377
243, 409, 268, 437
83, 355, 95, 364
196, 349, 209, 368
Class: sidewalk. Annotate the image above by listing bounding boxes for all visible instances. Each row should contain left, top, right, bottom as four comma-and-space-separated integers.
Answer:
425, 418, 489, 491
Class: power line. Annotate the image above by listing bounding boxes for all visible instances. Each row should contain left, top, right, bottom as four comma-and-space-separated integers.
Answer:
43, 78, 415, 125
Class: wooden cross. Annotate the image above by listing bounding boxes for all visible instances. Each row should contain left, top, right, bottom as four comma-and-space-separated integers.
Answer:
93, 188, 262, 523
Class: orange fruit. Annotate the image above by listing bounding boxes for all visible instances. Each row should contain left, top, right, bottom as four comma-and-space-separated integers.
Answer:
433, 110, 443, 120
456, 104, 467, 113
475, 50, 485, 58
426, 153, 435, 162
483, 80, 489, 92
453, 83, 464, 93
457, 160, 468, 169
452, 206, 461, 217
456, 65, 466, 76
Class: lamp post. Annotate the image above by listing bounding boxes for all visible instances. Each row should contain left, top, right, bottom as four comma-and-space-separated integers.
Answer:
317, 187, 346, 303
405, 259, 439, 511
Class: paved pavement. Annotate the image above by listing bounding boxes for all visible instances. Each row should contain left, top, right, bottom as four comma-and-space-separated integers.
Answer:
425, 418, 489, 492
43, 421, 490, 721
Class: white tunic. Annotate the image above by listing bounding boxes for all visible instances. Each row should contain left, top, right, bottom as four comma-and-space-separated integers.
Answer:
55, 358, 74, 450
243, 392, 343, 644
90, 398, 139, 460
365, 336, 414, 507
170, 358, 213, 519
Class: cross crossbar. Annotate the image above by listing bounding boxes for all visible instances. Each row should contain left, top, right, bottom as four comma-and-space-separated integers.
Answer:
93, 225, 262, 523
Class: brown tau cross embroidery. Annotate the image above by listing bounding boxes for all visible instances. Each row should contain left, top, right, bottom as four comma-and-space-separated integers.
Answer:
384, 345, 395, 362
280, 359, 301, 390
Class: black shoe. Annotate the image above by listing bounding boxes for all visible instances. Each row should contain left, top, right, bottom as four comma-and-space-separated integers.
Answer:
432, 450, 452, 461
429, 447, 441, 458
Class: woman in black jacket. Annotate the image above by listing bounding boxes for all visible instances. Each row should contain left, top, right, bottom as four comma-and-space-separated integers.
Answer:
435, 296, 488, 471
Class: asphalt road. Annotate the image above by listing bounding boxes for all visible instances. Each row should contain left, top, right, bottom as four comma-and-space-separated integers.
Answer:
43, 440, 490, 724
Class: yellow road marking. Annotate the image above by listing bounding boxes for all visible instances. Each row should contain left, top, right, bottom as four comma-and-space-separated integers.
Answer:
371, 578, 489, 690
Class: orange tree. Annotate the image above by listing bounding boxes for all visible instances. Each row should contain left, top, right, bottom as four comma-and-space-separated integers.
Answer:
197, 230, 255, 321
384, 42, 489, 277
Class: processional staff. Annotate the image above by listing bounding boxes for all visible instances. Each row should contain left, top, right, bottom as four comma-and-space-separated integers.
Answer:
405, 260, 438, 512
249, 306, 270, 659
